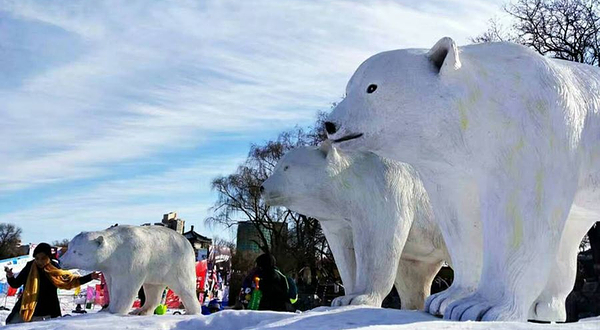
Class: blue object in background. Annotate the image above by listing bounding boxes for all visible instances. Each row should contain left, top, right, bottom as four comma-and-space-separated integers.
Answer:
0, 282, 8, 294
201, 299, 223, 315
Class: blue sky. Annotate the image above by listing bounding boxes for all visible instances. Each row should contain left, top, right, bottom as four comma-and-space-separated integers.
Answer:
0, 0, 504, 244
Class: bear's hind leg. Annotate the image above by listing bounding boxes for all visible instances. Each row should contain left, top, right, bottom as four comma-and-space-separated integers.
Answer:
169, 274, 201, 315
395, 258, 443, 310
528, 206, 596, 322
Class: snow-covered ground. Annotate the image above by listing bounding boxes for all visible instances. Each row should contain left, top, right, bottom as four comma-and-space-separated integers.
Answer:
0, 292, 102, 326
1, 305, 599, 330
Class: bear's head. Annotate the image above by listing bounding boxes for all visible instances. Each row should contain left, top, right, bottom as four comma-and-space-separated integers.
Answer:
60, 230, 113, 271
261, 141, 347, 220
325, 37, 464, 165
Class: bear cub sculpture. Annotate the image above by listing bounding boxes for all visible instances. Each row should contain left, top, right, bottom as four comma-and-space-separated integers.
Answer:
262, 142, 449, 309
60, 225, 201, 315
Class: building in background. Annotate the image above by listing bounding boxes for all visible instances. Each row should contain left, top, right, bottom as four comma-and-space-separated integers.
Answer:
161, 212, 185, 234
183, 225, 212, 261
141, 212, 185, 234
236, 222, 263, 253
235, 221, 287, 253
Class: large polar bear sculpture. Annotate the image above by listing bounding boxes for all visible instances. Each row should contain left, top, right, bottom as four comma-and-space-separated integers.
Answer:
261, 142, 449, 309
325, 38, 599, 321
60, 225, 201, 315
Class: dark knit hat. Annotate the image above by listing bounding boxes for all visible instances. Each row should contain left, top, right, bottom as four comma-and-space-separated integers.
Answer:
33, 243, 52, 257
256, 253, 276, 270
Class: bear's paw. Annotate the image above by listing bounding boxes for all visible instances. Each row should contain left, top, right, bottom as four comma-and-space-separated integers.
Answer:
529, 298, 566, 322
331, 293, 381, 307
445, 293, 521, 321
425, 285, 474, 316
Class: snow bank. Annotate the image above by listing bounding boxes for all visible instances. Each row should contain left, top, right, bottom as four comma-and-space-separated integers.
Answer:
3, 306, 600, 330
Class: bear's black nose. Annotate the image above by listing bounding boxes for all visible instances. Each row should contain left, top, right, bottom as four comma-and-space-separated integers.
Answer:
324, 121, 337, 134
259, 185, 264, 194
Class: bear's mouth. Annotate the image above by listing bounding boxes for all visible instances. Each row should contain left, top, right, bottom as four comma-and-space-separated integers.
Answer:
333, 133, 363, 143
262, 193, 289, 206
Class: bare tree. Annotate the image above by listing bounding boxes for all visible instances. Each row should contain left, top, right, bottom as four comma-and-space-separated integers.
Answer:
0, 224, 22, 259
506, 0, 600, 65
206, 112, 333, 277
470, 18, 514, 43
52, 239, 71, 248
474, 0, 600, 65
212, 236, 236, 251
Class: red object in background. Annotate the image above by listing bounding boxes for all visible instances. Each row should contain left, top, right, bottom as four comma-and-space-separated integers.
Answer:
95, 284, 105, 306
165, 289, 181, 309
99, 272, 110, 306
7, 287, 16, 296
196, 260, 208, 304
196, 261, 207, 290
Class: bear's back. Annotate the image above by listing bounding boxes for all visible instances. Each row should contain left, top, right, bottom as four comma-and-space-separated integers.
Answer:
105, 225, 194, 265
456, 42, 600, 156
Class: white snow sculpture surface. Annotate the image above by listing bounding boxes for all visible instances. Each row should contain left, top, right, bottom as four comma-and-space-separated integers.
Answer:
325, 37, 599, 321
60, 225, 201, 315
261, 143, 449, 309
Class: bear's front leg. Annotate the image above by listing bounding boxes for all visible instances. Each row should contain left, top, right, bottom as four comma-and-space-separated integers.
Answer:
320, 219, 357, 304
130, 284, 164, 315
422, 179, 483, 316
445, 173, 574, 321
339, 208, 412, 308
528, 206, 596, 322
108, 276, 144, 315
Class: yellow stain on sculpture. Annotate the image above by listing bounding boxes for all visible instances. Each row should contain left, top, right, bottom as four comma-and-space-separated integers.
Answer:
506, 138, 525, 170
507, 194, 523, 249
535, 170, 544, 214
456, 88, 481, 131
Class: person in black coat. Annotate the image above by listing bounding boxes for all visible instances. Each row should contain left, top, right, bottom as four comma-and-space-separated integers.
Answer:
254, 254, 295, 312
5, 243, 99, 324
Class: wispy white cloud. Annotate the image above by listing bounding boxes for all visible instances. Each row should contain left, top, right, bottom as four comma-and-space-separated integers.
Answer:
0, 0, 502, 192
0, 0, 504, 242
3, 155, 245, 242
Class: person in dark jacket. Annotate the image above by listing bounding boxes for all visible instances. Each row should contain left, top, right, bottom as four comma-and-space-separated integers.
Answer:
239, 254, 297, 312
4, 243, 99, 324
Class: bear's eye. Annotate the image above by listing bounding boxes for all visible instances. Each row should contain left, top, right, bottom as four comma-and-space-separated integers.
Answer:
283, 166, 289, 171
366, 84, 377, 93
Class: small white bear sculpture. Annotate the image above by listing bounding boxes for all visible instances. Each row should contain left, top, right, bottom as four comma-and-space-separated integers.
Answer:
261, 142, 449, 309
60, 225, 201, 315
325, 37, 599, 321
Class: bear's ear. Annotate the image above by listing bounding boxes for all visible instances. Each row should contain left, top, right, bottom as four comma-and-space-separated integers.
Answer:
318, 140, 333, 157
427, 37, 461, 74
95, 236, 105, 247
